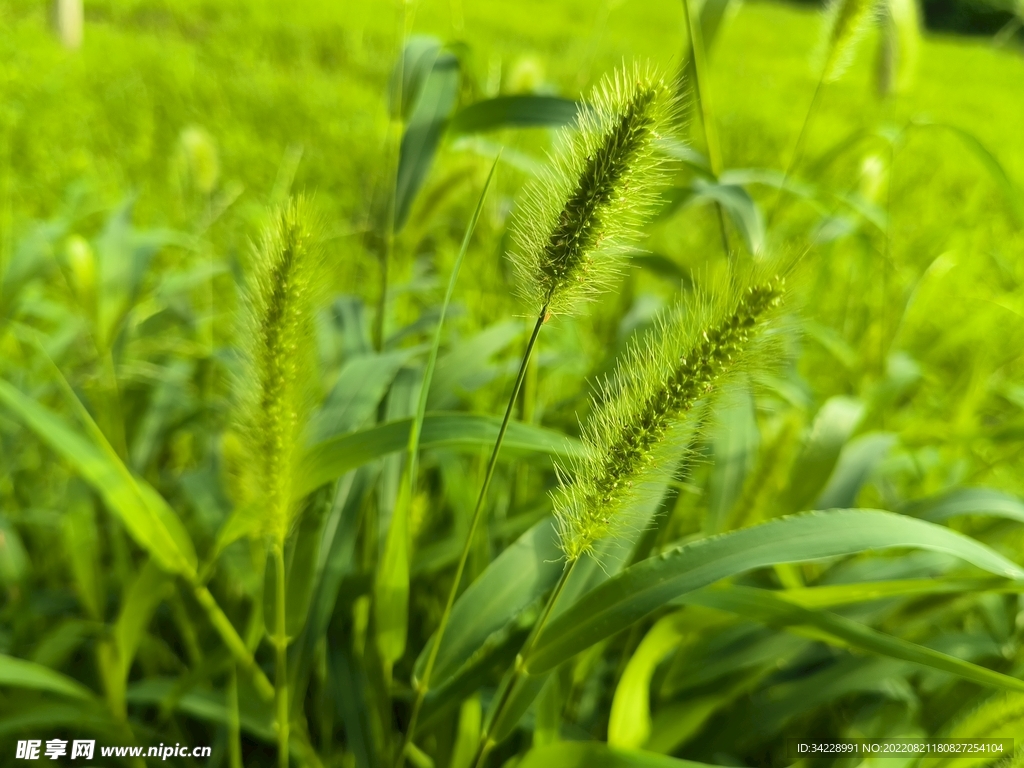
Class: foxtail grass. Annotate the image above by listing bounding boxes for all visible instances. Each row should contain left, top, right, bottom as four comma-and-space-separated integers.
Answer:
234, 196, 326, 768
820, 0, 879, 84
555, 276, 785, 561
509, 62, 680, 317
473, 268, 786, 766
399, 63, 679, 767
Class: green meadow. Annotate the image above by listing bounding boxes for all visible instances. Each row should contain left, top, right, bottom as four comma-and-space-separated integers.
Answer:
2, 0, 1024, 766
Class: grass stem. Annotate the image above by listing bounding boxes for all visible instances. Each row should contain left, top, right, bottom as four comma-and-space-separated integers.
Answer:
472, 560, 576, 768
229, 666, 243, 768
766, 75, 824, 230
274, 542, 290, 768
395, 306, 548, 767
682, 0, 731, 258
192, 583, 275, 700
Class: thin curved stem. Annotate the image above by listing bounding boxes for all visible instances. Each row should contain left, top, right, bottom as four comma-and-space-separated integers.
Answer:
192, 582, 274, 700
395, 307, 548, 767
682, 0, 730, 258
766, 74, 824, 231
472, 561, 576, 768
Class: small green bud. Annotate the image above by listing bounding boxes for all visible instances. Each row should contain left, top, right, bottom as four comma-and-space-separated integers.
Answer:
64, 235, 96, 307
176, 126, 220, 195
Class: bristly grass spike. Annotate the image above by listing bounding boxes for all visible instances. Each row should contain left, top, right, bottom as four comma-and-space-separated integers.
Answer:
234, 195, 327, 546
509, 61, 682, 317
820, 0, 880, 82
554, 269, 786, 562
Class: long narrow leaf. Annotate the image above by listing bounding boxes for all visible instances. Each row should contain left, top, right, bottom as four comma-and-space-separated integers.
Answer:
297, 413, 582, 498
0, 379, 197, 577
526, 509, 1024, 673
685, 586, 1024, 693
0, 654, 97, 701
376, 155, 500, 666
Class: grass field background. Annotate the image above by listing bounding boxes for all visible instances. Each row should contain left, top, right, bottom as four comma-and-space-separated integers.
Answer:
4, 1, 1024, 765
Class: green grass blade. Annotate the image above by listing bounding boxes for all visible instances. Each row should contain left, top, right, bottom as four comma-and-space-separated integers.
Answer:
525, 509, 1024, 673
608, 613, 688, 748
0, 378, 197, 577
449, 95, 581, 134
686, 585, 1024, 693
413, 517, 563, 687
779, 577, 1018, 608
902, 487, 1024, 523
126, 678, 275, 740
0, 653, 97, 701
419, 622, 527, 732
309, 348, 417, 442
376, 156, 500, 668
706, 383, 758, 532
114, 560, 170, 679
395, 51, 460, 230
288, 469, 373, 714
813, 432, 897, 509
296, 413, 582, 499
783, 396, 864, 512
516, 742, 720, 768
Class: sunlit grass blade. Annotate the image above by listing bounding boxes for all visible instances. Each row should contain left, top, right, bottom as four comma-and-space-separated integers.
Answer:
525, 509, 1024, 674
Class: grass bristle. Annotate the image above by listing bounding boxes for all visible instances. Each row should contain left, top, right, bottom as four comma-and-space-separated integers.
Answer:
819, 0, 880, 82
235, 196, 326, 544
509, 62, 682, 317
554, 273, 785, 562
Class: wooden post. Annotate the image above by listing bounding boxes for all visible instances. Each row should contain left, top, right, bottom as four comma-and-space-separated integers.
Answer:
53, 0, 83, 50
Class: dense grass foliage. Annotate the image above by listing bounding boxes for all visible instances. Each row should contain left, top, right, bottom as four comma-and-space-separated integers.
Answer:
3, 1, 1024, 768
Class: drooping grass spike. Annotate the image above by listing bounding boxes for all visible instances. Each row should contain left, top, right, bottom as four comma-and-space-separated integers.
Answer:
555, 272, 786, 562
509, 62, 681, 317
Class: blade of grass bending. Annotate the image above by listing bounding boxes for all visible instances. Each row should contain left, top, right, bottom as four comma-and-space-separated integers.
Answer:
1, 349, 198, 577
380, 154, 501, 763
0, 355, 272, 700
525, 509, 1024, 674
0, 653, 98, 701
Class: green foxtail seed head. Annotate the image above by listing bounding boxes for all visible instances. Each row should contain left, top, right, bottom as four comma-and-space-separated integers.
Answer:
554, 273, 785, 562
509, 62, 681, 316
235, 196, 326, 545
819, 0, 879, 83
875, 0, 920, 97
